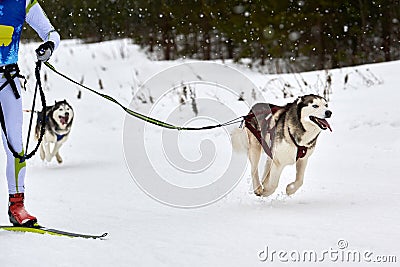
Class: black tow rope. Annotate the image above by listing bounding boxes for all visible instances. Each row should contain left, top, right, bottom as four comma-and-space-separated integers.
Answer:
43, 62, 244, 130
0, 61, 46, 162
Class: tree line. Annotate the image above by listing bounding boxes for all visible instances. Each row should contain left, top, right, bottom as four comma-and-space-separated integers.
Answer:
24, 0, 400, 72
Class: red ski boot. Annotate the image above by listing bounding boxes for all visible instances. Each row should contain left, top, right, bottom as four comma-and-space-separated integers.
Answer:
8, 193, 37, 226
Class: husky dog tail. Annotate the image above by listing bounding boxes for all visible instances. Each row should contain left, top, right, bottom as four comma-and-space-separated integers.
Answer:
231, 127, 248, 153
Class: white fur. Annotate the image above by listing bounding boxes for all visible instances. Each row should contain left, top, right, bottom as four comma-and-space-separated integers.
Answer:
40, 131, 69, 163
231, 127, 248, 153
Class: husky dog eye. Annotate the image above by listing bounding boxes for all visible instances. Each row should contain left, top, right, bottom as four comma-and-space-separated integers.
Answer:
312, 104, 319, 108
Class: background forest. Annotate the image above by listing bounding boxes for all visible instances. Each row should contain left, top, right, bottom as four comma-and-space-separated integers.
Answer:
24, 0, 400, 72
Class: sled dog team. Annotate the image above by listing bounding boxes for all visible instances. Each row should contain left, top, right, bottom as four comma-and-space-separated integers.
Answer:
37, 94, 333, 200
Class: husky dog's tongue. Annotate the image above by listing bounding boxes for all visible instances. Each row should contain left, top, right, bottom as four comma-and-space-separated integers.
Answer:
59, 115, 69, 125
310, 116, 332, 131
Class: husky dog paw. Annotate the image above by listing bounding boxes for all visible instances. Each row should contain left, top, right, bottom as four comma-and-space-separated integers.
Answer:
254, 186, 263, 196
286, 182, 302, 195
45, 155, 52, 162
261, 187, 277, 197
56, 153, 63, 164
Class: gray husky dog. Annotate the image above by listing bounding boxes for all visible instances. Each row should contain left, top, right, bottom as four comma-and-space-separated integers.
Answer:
35, 100, 74, 164
231, 94, 332, 197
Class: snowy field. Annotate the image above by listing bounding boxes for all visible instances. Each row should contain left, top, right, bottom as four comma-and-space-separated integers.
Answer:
0, 40, 399, 266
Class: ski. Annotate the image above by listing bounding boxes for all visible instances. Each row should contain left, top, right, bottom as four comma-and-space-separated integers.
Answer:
0, 224, 108, 239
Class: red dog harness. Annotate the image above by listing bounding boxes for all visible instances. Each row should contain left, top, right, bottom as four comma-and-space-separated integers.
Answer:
243, 105, 307, 161
288, 130, 308, 160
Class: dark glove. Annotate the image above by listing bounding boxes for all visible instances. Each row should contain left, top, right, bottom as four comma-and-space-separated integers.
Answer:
36, 41, 55, 62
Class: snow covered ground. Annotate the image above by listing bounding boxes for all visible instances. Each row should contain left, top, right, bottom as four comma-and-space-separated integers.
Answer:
0, 40, 399, 266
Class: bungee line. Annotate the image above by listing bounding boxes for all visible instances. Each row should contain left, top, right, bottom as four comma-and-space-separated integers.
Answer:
43, 62, 245, 131
0, 61, 47, 162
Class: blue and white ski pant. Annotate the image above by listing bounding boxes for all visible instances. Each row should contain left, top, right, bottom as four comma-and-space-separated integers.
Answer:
0, 75, 26, 194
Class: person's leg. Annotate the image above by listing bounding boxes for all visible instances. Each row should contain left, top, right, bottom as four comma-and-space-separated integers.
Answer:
0, 78, 25, 194
0, 77, 36, 225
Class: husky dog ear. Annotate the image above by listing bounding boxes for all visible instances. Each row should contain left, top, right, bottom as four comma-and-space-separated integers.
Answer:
296, 95, 307, 120
296, 96, 304, 104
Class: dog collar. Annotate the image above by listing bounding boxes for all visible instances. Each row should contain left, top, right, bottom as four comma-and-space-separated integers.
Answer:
288, 129, 308, 160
